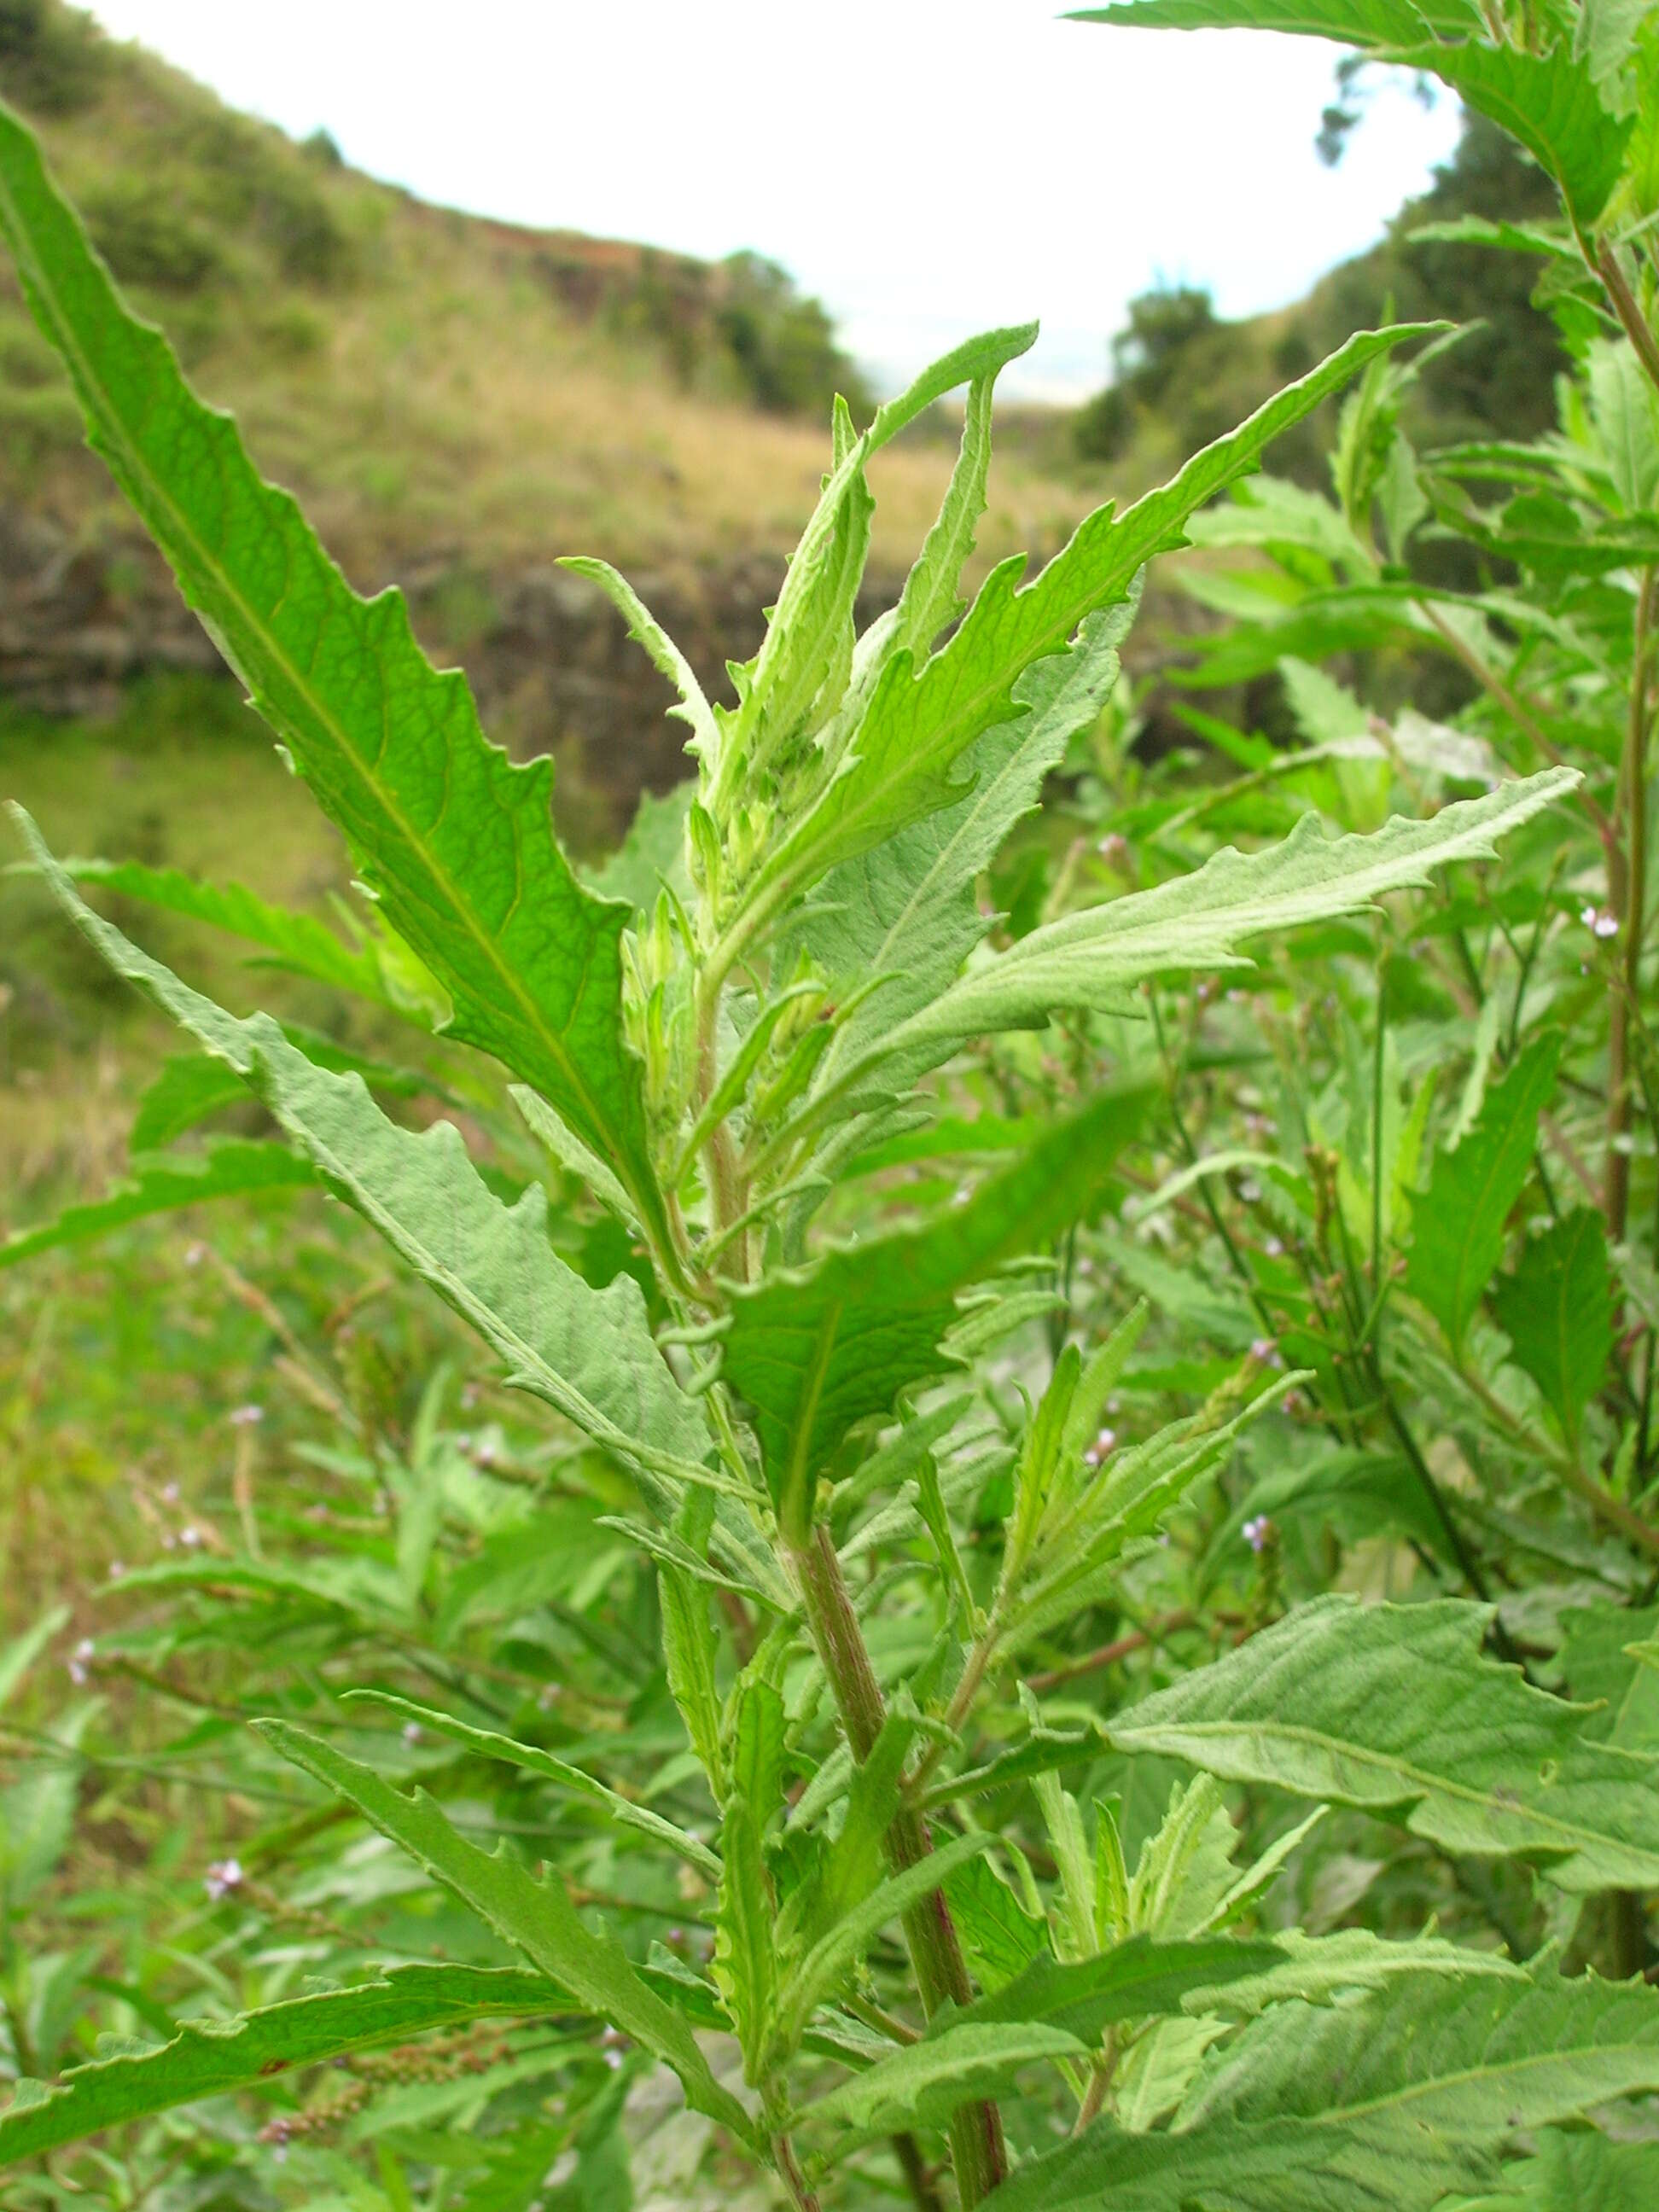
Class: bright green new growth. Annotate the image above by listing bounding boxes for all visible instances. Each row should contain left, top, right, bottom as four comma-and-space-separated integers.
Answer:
9, 18, 1659, 2203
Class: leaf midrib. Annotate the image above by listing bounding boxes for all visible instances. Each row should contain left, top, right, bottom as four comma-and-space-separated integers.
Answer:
1118, 1712, 1656, 1866
0, 137, 634, 1213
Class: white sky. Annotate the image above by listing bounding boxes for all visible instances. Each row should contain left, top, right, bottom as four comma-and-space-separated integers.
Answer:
81, 1, 1464, 400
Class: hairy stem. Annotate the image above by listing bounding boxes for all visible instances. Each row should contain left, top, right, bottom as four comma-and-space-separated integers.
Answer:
1595, 238, 1659, 403
791, 1523, 1009, 2206
771, 2129, 822, 2212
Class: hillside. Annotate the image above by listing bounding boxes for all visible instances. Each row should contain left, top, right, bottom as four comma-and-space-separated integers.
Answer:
0, 0, 1126, 851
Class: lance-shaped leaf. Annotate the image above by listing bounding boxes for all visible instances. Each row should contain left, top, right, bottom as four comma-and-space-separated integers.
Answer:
792, 594, 1138, 1121
342, 1691, 723, 1877
777, 1830, 994, 2045
0, 1140, 314, 1273
991, 1967, 1659, 2212
713, 323, 1039, 807
257, 1721, 754, 2144
17, 813, 710, 1490
1492, 1207, 1613, 1446
0, 106, 667, 1249
866, 771, 1575, 1074
132, 1031, 427, 1154
800, 2021, 1086, 2137
1406, 1031, 1560, 1355
722, 1088, 1146, 1534
956, 1934, 1289, 2043
55, 856, 390, 1001
1068, 0, 1456, 40
1108, 1595, 1659, 1894
740, 325, 1444, 924
0, 1963, 568, 2168
1388, 39, 1633, 229
556, 560, 719, 763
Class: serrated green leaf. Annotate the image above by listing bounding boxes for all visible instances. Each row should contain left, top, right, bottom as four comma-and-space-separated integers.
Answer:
855, 774, 1575, 1080
958, 1933, 1288, 2044
0, 104, 669, 1252
732, 1679, 786, 1832
777, 1830, 993, 2044
1407, 1032, 1560, 1355
556, 561, 718, 763
133, 1031, 426, 1153
0, 1139, 315, 1273
943, 1855, 1050, 1995
1470, 2128, 1659, 2209
1197, 1926, 1521, 2016
743, 326, 1444, 924
1588, 338, 1659, 511
722, 1088, 1146, 1534
991, 1968, 1659, 2212
891, 366, 999, 660
1108, 1595, 1659, 1893
0, 1964, 571, 2169
1492, 1207, 1612, 1445
800, 2020, 1085, 2135
56, 855, 389, 1002
713, 323, 1039, 811
791, 595, 1138, 1133
255, 1720, 754, 2144
341, 1690, 722, 1877
1185, 1966, 1659, 2138
1577, 0, 1653, 108
1558, 1602, 1659, 1754
1387, 42, 1632, 229
1068, 0, 1452, 40
714, 1802, 775, 2078
18, 814, 710, 1492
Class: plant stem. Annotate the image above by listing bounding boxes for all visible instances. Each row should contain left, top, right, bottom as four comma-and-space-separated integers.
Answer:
771, 2129, 822, 2212
1595, 238, 1659, 402
891, 2131, 947, 2212
1608, 569, 1656, 1244
790, 1524, 1008, 2206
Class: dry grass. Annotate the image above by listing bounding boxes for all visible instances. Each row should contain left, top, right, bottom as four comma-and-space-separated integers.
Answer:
3, 15, 1103, 590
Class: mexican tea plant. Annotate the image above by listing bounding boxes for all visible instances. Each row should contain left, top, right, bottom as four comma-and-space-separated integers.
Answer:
7, 1, 1659, 2201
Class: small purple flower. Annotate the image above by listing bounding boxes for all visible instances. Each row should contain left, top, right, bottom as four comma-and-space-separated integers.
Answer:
205, 1857, 244, 1901
1243, 1513, 1274, 1554
1264, 1237, 1285, 1259
229, 1404, 265, 1428
183, 1242, 206, 1267
1084, 1426, 1117, 1468
67, 1636, 95, 1686
161, 1481, 180, 1505
179, 1526, 201, 1550
1581, 905, 1620, 940
402, 1721, 423, 1745
1249, 1337, 1285, 1369
108, 1560, 125, 1580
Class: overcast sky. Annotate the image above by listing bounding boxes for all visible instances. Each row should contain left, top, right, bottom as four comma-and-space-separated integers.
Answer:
82, 1, 1463, 400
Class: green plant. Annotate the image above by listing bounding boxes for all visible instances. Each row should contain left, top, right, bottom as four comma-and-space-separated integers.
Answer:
6, 2, 1659, 2203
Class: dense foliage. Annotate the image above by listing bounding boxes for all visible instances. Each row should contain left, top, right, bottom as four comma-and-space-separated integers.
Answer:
3, 3, 1659, 2208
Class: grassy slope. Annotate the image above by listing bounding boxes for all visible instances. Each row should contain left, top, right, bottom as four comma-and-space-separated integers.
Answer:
0, 5, 1109, 1188
0, 7, 1093, 581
